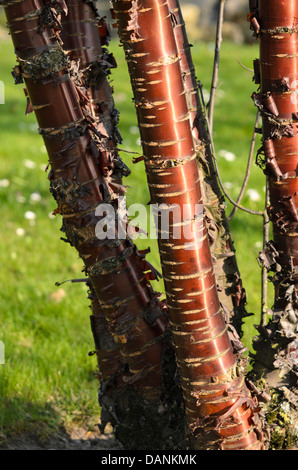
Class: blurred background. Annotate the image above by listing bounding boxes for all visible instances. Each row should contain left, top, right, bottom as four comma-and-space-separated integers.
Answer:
92, 0, 251, 43
0, 1, 272, 447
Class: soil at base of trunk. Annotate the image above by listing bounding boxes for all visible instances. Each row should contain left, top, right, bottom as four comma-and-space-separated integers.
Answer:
0, 424, 122, 450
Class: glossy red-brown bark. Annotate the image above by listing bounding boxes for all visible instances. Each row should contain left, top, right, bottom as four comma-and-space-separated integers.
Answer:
61, 0, 121, 156
251, 0, 298, 295
60, 0, 126, 387
249, 1, 298, 389
113, 0, 265, 449
4, 0, 167, 401
168, 0, 249, 337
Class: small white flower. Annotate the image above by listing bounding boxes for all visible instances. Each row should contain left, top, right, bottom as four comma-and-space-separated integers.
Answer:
247, 189, 261, 202
23, 159, 36, 169
225, 152, 236, 162
30, 192, 41, 203
136, 137, 141, 146
24, 211, 36, 220
129, 125, 139, 135
255, 241, 262, 249
218, 150, 236, 162
48, 212, 56, 219
0, 179, 10, 188
16, 227, 25, 237
114, 92, 127, 104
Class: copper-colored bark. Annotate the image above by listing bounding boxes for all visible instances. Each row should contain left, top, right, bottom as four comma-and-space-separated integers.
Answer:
168, 0, 249, 337
249, 0, 298, 387
58, 2, 186, 442
60, 0, 126, 387
4, 0, 167, 401
247, 1, 298, 447
113, 0, 265, 449
61, 0, 123, 160
259, 0, 298, 303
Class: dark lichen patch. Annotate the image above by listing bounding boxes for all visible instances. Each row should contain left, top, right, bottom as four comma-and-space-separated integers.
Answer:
266, 390, 298, 450
50, 178, 93, 215
20, 48, 69, 81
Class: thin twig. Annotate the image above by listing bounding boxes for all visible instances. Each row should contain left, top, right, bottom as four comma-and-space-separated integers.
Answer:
228, 110, 260, 221
207, 122, 264, 217
208, 0, 226, 137
198, 80, 208, 122
199, 81, 264, 218
236, 58, 254, 73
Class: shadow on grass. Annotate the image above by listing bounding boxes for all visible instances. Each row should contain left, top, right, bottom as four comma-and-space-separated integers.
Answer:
0, 396, 120, 450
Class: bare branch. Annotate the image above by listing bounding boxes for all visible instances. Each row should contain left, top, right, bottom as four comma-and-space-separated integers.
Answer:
204, 112, 264, 217
208, 0, 226, 137
228, 110, 261, 221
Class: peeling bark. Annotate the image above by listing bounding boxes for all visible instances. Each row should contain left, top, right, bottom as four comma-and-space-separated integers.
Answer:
60, 0, 128, 428
59, 0, 186, 448
56, 0, 126, 405
3, 0, 185, 449
249, 0, 298, 449
113, 0, 266, 450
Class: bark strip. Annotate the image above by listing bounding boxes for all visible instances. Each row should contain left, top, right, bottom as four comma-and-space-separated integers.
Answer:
113, 0, 265, 450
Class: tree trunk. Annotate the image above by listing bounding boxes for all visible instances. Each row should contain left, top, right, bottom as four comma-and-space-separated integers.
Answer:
59, 0, 127, 430
3, 0, 185, 449
249, 0, 298, 449
168, 0, 250, 339
112, 0, 266, 450
59, 0, 130, 434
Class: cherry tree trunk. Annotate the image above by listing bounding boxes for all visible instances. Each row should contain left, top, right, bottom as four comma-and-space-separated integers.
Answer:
3, 0, 185, 449
112, 0, 266, 450
168, 0, 250, 339
249, 0, 298, 449
59, 0, 126, 427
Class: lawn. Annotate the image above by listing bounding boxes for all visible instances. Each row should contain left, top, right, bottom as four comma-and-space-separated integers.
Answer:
0, 29, 271, 443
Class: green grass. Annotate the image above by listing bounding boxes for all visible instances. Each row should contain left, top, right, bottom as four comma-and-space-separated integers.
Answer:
0, 35, 273, 442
